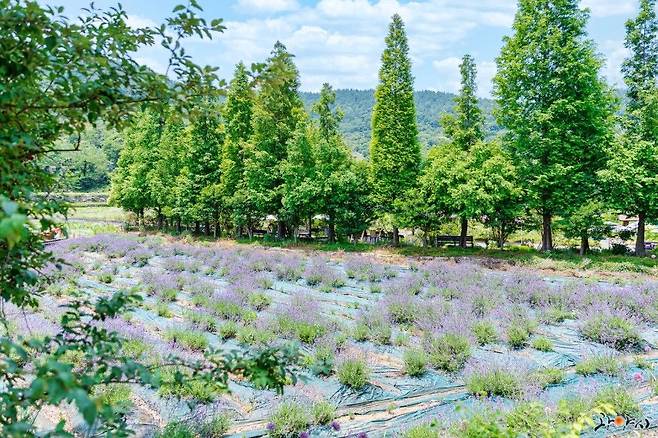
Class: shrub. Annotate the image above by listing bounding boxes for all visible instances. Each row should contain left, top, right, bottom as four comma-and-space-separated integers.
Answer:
158, 368, 220, 403
387, 297, 418, 325
199, 413, 232, 438
311, 345, 334, 376
165, 329, 208, 351
191, 293, 210, 307
369, 319, 392, 345
161, 287, 178, 302
296, 322, 326, 344
311, 400, 336, 425
155, 422, 195, 438
236, 326, 276, 346
455, 412, 507, 438
531, 367, 565, 388
353, 322, 369, 342
425, 333, 471, 372
531, 337, 554, 352
575, 355, 622, 376
505, 402, 552, 437
337, 357, 370, 389
93, 384, 132, 414
635, 356, 653, 370
540, 306, 575, 324
370, 283, 382, 293
592, 386, 641, 417
403, 348, 428, 377
394, 331, 410, 346
184, 310, 218, 332
581, 314, 642, 351
219, 321, 238, 339
403, 422, 441, 438
155, 301, 172, 318
472, 321, 498, 346
248, 292, 271, 311
465, 369, 522, 398
556, 397, 590, 423
98, 273, 113, 284
121, 339, 149, 359
267, 401, 310, 438
506, 324, 530, 349
209, 300, 244, 321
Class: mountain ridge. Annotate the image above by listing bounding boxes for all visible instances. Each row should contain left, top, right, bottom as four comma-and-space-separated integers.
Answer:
299, 89, 498, 156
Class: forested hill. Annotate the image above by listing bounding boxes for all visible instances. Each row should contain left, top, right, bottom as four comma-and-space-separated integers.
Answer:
300, 89, 498, 156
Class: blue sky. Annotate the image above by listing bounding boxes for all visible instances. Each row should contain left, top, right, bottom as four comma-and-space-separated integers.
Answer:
47, 0, 641, 96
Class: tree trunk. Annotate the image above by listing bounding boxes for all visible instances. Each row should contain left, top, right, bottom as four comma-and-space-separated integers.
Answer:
636, 212, 646, 256
392, 227, 400, 247
498, 225, 505, 249
214, 218, 220, 239
176, 218, 181, 234
247, 226, 253, 239
157, 208, 163, 230
459, 217, 468, 248
541, 212, 553, 251
195, 221, 200, 235
277, 221, 286, 240
580, 233, 590, 256
204, 220, 211, 236
328, 215, 336, 243
308, 215, 313, 238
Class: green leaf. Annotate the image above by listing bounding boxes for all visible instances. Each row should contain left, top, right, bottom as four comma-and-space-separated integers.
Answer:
71, 388, 97, 424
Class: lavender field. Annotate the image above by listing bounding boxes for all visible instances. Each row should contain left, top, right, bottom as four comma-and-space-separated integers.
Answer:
12, 233, 658, 437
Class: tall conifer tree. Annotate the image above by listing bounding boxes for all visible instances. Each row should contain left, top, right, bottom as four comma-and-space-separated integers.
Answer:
221, 62, 255, 235
370, 14, 420, 246
440, 54, 485, 248
494, 0, 614, 252
601, 0, 658, 256
247, 41, 305, 238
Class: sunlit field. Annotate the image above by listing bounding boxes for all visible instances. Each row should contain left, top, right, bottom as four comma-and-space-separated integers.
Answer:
10, 233, 658, 436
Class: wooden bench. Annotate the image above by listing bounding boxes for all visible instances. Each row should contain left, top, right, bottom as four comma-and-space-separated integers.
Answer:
434, 235, 474, 247
251, 229, 268, 238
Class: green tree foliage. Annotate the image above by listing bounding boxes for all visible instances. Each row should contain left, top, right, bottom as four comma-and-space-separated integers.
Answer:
494, 0, 616, 252
281, 84, 372, 242
461, 140, 523, 248
109, 110, 162, 224
600, 0, 658, 256
370, 14, 420, 246
44, 123, 123, 191
312, 84, 369, 242
246, 41, 306, 238
440, 54, 486, 247
186, 101, 225, 235
0, 2, 298, 435
221, 62, 255, 235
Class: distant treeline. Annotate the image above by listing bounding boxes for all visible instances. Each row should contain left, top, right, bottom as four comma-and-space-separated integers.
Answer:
108, 2, 658, 256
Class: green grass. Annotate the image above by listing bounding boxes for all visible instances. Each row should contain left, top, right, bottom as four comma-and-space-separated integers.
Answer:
67, 205, 126, 222
234, 237, 658, 275
58, 203, 658, 276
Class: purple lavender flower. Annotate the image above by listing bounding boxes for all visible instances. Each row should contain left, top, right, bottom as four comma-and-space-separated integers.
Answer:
266, 422, 275, 431
299, 432, 310, 438
357, 432, 368, 438
331, 420, 341, 431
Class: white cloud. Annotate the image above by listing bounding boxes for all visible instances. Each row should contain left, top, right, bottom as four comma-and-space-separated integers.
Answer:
237, 0, 299, 13
125, 14, 158, 30
432, 57, 496, 97
208, 0, 519, 92
600, 39, 630, 88
582, 0, 635, 18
